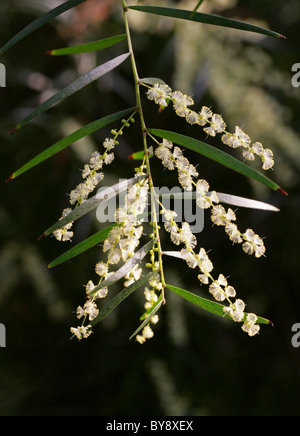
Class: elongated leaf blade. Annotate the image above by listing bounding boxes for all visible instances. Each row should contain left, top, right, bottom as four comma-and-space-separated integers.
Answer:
167, 284, 271, 325
129, 298, 163, 340
0, 0, 88, 56
47, 223, 118, 269
47, 34, 126, 56
91, 272, 154, 328
128, 6, 285, 39
140, 77, 166, 86
158, 191, 279, 212
128, 148, 153, 160
40, 176, 145, 238
7, 107, 136, 180
149, 129, 282, 193
90, 239, 155, 295
213, 192, 280, 212
10, 53, 130, 133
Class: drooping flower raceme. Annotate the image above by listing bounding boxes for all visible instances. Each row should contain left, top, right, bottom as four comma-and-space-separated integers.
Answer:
145, 82, 274, 171
154, 138, 266, 259
153, 136, 262, 336
70, 165, 150, 340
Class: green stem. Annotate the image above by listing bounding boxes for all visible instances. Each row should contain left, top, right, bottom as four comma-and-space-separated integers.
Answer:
122, 0, 166, 298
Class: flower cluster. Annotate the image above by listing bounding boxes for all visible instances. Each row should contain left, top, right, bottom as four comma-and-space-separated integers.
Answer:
53, 208, 74, 242
154, 136, 263, 336
162, 208, 260, 336
54, 116, 136, 244
146, 83, 274, 171
69, 137, 116, 207
70, 166, 150, 340
136, 248, 162, 344
155, 139, 266, 258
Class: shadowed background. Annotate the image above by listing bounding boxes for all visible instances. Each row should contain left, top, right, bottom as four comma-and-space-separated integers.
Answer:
0, 0, 300, 416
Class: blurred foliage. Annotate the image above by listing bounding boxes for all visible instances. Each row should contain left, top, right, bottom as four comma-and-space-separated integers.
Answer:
0, 0, 300, 416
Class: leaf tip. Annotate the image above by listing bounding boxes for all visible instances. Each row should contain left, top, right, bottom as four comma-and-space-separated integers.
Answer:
128, 154, 134, 160
269, 320, 274, 327
46, 49, 53, 55
5, 174, 14, 182
8, 126, 17, 135
277, 187, 288, 196
38, 232, 46, 241
279, 34, 287, 40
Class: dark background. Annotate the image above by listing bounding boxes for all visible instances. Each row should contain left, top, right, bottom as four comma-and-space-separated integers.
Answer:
0, 0, 300, 416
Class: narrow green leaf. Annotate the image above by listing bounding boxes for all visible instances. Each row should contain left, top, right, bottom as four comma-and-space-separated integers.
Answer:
7, 107, 135, 180
47, 223, 118, 269
10, 53, 130, 133
90, 272, 154, 329
129, 298, 163, 340
128, 148, 153, 160
47, 34, 126, 56
149, 129, 282, 193
90, 239, 156, 294
213, 192, 280, 212
40, 176, 145, 238
167, 284, 271, 325
140, 77, 166, 86
0, 0, 88, 56
192, 0, 205, 14
128, 6, 286, 39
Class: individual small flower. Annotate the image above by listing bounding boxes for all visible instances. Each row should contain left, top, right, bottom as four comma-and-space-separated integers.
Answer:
151, 314, 159, 324
53, 208, 74, 242
261, 148, 274, 170
225, 222, 243, 244
155, 144, 172, 161
83, 300, 99, 321
181, 248, 198, 269
204, 114, 226, 137
242, 229, 266, 258
241, 313, 260, 337
93, 286, 108, 300
70, 325, 92, 340
209, 274, 228, 302
210, 205, 236, 226
103, 137, 116, 151
89, 151, 104, 171
196, 179, 218, 209
242, 142, 264, 161
147, 83, 172, 107
162, 209, 177, 221
186, 110, 200, 125
198, 106, 213, 126
82, 164, 91, 179
172, 91, 194, 117
223, 298, 246, 322
252, 142, 264, 156
85, 280, 95, 294
136, 334, 146, 344
95, 261, 109, 277
142, 325, 154, 339
197, 247, 214, 276
104, 153, 114, 165
124, 264, 143, 287
180, 222, 197, 249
